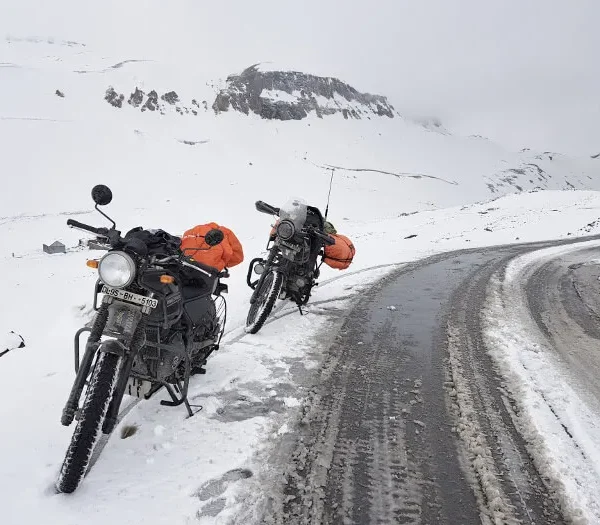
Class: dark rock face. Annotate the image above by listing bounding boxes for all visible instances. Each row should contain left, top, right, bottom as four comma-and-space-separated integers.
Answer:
105, 87, 124, 108
212, 65, 395, 120
128, 88, 144, 108
106, 87, 196, 116
102, 66, 397, 122
143, 90, 159, 112
161, 91, 179, 104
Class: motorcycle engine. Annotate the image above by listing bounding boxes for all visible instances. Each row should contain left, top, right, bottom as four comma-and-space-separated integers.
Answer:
156, 332, 185, 381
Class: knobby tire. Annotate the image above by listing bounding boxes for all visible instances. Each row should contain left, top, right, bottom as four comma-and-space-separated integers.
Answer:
246, 270, 283, 334
56, 352, 120, 493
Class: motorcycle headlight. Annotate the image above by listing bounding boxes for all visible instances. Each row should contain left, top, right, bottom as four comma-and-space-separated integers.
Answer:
98, 251, 136, 288
276, 219, 295, 240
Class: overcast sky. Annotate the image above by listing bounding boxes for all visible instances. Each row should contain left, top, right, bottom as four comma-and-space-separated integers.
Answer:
2, 0, 599, 155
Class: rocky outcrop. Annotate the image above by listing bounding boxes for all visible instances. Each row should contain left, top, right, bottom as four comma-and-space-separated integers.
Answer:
212, 65, 395, 121
105, 87, 124, 108
102, 66, 397, 122
104, 86, 202, 115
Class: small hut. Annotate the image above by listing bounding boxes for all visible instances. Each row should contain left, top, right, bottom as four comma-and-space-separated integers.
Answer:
43, 241, 66, 254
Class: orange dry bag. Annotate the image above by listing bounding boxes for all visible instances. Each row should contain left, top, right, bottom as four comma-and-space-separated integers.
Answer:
180, 223, 244, 271
323, 234, 355, 270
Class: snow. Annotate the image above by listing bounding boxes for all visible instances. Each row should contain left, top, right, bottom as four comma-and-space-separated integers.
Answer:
484, 242, 600, 524
0, 0, 600, 523
260, 89, 300, 104
4, 190, 600, 524
1, 331, 25, 352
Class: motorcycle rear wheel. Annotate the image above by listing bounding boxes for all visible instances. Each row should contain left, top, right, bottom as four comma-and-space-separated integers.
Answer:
56, 352, 120, 493
245, 270, 283, 334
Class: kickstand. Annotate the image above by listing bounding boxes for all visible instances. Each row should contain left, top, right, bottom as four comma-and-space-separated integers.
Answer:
297, 304, 305, 316
174, 381, 203, 418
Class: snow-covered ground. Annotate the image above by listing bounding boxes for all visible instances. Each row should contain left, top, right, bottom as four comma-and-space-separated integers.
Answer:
2, 0, 600, 523
3, 190, 600, 524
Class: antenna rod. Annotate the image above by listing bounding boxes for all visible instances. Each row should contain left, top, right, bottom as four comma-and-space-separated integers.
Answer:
325, 167, 335, 220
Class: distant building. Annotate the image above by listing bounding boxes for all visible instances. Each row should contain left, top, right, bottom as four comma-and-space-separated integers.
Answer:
43, 241, 66, 254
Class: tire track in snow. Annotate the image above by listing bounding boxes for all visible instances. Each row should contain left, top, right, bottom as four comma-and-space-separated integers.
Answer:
260, 256, 481, 524
445, 251, 564, 524
255, 241, 597, 524
221, 263, 402, 346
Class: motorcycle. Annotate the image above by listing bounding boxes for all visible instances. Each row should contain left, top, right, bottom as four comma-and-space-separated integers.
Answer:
56, 185, 229, 493
245, 198, 335, 334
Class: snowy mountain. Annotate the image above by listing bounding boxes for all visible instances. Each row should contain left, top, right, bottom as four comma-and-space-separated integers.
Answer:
1, 1, 600, 524
212, 65, 396, 120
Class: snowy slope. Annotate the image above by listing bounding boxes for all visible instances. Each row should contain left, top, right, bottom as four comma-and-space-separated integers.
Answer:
2, 31, 598, 341
1, 1, 600, 523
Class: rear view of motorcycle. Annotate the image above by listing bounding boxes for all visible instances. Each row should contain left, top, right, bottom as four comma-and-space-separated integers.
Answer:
56, 185, 231, 493
245, 198, 336, 334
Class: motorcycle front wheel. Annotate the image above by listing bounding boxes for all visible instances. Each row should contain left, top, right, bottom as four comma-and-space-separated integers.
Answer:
245, 269, 283, 334
56, 351, 120, 493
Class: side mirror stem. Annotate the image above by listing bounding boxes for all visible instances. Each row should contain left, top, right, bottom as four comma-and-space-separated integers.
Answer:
95, 203, 116, 229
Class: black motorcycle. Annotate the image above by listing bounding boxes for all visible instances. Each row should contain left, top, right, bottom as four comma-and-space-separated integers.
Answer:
57, 185, 229, 493
245, 199, 335, 334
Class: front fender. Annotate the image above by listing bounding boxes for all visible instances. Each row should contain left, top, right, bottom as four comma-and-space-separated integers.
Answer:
103, 301, 143, 340
99, 339, 128, 357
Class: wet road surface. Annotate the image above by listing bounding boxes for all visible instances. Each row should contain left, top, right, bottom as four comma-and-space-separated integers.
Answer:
259, 238, 600, 525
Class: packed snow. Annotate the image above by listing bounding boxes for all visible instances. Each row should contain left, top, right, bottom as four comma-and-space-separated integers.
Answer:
1, 0, 600, 523
484, 242, 600, 524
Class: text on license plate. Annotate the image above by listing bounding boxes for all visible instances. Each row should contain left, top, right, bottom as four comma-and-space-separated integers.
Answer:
101, 286, 158, 309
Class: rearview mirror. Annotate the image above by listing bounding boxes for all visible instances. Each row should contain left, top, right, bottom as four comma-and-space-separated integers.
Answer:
205, 228, 224, 246
91, 185, 113, 206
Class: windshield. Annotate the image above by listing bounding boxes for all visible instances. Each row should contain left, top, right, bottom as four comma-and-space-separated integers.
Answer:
280, 197, 307, 230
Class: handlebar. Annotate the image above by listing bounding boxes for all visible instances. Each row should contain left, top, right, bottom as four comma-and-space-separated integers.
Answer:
67, 219, 108, 236
255, 200, 280, 216
310, 228, 336, 246
178, 254, 230, 279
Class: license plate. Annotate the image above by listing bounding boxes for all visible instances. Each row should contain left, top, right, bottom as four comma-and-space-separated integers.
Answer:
101, 286, 158, 309
125, 377, 153, 398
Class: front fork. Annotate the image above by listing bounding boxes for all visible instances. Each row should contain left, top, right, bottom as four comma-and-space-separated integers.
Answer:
61, 301, 148, 433
101, 316, 147, 434
61, 303, 109, 426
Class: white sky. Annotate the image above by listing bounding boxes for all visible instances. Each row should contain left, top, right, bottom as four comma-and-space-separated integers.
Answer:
1, 0, 599, 155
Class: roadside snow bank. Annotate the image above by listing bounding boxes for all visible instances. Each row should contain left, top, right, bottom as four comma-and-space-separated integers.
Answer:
483, 241, 600, 524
